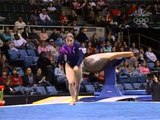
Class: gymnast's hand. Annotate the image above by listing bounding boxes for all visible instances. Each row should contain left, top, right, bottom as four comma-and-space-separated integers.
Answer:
73, 65, 79, 72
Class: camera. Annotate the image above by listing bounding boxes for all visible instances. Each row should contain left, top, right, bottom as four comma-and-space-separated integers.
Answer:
147, 73, 154, 79
147, 71, 160, 80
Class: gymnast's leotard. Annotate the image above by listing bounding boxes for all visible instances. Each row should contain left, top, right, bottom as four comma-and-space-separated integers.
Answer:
59, 42, 84, 68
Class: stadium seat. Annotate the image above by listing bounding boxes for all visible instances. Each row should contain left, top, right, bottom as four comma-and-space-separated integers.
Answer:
8, 50, 19, 61
24, 56, 38, 67
132, 83, 141, 90
18, 49, 28, 60
123, 83, 134, 90
85, 84, 95, 93
26, 49, 37, 57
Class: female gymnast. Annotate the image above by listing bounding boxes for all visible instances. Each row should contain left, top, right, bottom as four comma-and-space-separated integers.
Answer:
59, 33, 84, 105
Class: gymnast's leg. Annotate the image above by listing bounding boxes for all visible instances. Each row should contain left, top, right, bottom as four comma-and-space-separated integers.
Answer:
74, 64, 83, 102
65, 63, 76, 105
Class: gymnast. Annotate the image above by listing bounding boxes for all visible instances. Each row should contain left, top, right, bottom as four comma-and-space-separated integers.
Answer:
59, 33, 84, 105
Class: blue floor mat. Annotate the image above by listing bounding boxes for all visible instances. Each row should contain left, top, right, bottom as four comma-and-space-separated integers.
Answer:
1, 102, 160, 120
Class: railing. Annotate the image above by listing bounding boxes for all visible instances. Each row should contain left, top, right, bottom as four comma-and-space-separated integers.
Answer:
124, 32, 160, 56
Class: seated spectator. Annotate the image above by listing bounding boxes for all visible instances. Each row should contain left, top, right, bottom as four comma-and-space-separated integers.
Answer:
1, 27, 13, 43
131, 42, 139, 54
11, 26, 22, 39
35, 68, 51, 86
54, 65, 67, 84
48, 39, 56, 55
96, 0, 106, 11
145, 46, 157, 69
0, 71, 9, 85
130, 61, 141, 77
39, 28, 49, 42
39, 8, 53, 25
59, 11, 69, 25
68, 10, 78, 25
9, 68, 26, 94
22, 67, 37, 87
0, 71, 16, 95
138, 47, 145, 63
37, 52, 55, 85
10, 68, 23, 87
47, 2, 57, 12
71, 0, 84, 15
49, 28, 58, 42
13, 34, 27, 49
21, 27, 36, 50
87, 10, 96, 24
76, 27, 89, 44
54, 65, 68, 91
145, 46, 157, 63
79, 42, 87, 55
151, 60, 160, 71
30, 8, 40, 25
103, 41, 112, 53
15, 17, 26, 30
37, 42, 50, 54
29, 28, 40, 47
0, 54, 12, 73
139, 60, 150, 75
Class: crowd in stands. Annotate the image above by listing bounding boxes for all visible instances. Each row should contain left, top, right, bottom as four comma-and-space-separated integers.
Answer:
0, 0, 159, 96
0, 25, 159, 95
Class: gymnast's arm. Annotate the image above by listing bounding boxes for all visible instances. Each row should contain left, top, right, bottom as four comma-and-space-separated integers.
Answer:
57, 46, 66, 66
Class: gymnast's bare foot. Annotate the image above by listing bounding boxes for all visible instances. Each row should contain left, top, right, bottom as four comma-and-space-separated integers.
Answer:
69, 100, 76, 105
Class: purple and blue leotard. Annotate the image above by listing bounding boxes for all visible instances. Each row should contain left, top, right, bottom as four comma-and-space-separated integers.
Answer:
59, 42, 84, 68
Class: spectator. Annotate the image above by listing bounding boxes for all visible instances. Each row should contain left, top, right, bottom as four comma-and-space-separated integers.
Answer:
76, 27, 89, 44
30, 8, 40, 25
10, 68, 25, 94
11, 26, 22, 39
37, 42, 50, 54
146, 74, 160, 101
54, 65, 68, 91
139, 60, 150, 75
1, 27, 13, 43
21, 26, 31, 40
47, 2, 57, 12
39, 8, 53, 25
0, 54, 12, 73
22, 67, 37, 87
15, 17, 26, 30
35, 68, 51, 86
39, 28, 49, 42
49, 28, 58, 41
145, 46, 157, 63
13, 34, 27, 49
29, 28, 40, 47
0, 71, 22, 95
68, 10, 78, 25
59, 10, 69, 25
37, 52, 55, 85
10, 68, 23, 87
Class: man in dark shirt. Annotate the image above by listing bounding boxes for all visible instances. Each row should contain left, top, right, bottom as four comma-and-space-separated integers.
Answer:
146, 74, 160, 101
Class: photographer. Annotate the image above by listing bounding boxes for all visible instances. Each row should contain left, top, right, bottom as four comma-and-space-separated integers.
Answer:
146, 73, 160, 101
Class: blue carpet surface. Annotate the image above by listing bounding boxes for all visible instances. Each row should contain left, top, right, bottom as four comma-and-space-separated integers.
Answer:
0, 102, 160, 120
